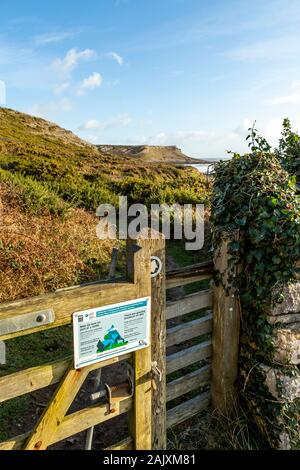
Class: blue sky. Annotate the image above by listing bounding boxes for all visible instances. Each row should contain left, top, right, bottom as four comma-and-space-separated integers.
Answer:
1, 0, 300, 158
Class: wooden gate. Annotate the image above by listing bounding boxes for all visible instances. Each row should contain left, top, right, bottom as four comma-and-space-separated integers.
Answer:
0, 232, 232, 451
0, 236, 154, 450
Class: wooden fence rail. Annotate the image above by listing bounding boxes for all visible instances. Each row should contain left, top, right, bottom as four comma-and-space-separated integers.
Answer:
166, 261, 213, 289
164, 260, 213, 433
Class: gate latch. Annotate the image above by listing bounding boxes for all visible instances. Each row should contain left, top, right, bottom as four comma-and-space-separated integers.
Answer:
101, 363, 134, 415
90, 363, 134, 414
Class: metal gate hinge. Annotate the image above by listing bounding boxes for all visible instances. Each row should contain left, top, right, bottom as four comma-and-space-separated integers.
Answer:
0, 309, 55, 337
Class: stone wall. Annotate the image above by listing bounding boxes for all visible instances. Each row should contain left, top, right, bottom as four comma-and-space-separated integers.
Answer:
244, 282, 300, 449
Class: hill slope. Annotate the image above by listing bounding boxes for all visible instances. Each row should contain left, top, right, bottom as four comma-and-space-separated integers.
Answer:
0, 107, 209, 303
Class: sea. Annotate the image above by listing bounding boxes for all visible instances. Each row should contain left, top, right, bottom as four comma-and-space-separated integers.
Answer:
185, 158, 224, 174
190, 163, 213, 174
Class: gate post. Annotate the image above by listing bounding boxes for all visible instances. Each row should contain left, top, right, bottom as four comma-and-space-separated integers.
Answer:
149, 232, 166, 450
127, 232, 152, 450
211, 232, 241, 415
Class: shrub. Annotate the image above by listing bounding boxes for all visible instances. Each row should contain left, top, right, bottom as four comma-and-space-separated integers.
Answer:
276, 118, 300, 178
47, 175, 119, 210
0, 169, 69, 216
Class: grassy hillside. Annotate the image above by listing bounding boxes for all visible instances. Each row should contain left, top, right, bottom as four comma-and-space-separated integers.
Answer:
0, 107, 210, 303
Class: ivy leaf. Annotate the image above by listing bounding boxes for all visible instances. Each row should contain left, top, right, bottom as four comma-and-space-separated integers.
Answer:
253, 250, 264, 261
229, 241, 240, 252
237, 217, 247, 226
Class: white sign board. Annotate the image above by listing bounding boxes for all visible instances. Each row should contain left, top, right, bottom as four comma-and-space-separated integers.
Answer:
73, 297, 151, 369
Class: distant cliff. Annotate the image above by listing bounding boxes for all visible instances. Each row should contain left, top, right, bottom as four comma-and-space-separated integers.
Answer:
97, 144, 206, 164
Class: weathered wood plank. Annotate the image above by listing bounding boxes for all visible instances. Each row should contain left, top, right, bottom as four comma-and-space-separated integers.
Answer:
167, 340, 212, 375
105, 437, 133, 451
167, 365, 211, 402
0, 433, 29, 450
149, 232, 167, 450
212, 233, 241, 415
0, 357, 71, 403
0, 353, 131, 403
24, 364, 91, 449
53, 398, 132, 444
0, 281, 138, 341
127, 232, 152, 450
166, 262, 213, 289
167, 391, 210, 428
0, 397, 132, 450
166, 314, 212, 348
166, 291, 212, 321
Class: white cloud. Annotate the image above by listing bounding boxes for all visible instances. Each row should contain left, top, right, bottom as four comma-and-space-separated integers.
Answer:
0, 45, 35, 66
138, 129, 215, 147
263, 118, 283, 143
233, 118, 254, 137
107, 51, 123, 65
224, 34, 300, 62
34, 32, 73, 46
76, 72, 102, 96
266, 81, 300, 105
53, 82, 70, 95
176, 130, 215, 142
79, 114, 132, 131
28, 98, 73, 118
52, 48, 96, 77
292, 80, 300, 90
232, 117, 284, 148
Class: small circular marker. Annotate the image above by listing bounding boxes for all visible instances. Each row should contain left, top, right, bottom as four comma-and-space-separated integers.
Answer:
150, 256, 162, 278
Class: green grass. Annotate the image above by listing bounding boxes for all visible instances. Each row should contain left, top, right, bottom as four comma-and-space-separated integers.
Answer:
0, 395, 28, 442
4, 326, 73, 374
166, 240, 195, 266
0, 326, 74, 441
